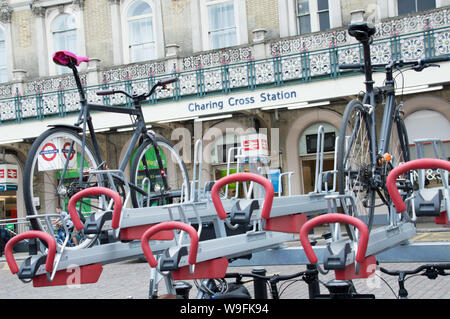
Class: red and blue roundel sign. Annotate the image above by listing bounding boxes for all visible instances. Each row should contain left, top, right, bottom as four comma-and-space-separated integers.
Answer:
39, 143, 58, 161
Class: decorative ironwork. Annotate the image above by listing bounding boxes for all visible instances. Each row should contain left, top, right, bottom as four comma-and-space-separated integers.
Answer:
1, 9, 449, 124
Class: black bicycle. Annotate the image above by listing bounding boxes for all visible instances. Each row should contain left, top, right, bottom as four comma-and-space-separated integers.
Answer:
379, 263, 450, 299
23, 51, 190, 249
336, 22, 450, 232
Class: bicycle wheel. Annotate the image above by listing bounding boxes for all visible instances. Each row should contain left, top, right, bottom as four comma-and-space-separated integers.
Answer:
23, 127, 104, 250
337, 100, 377, 230
379, 113, 412, 206
130, 136, 190, 208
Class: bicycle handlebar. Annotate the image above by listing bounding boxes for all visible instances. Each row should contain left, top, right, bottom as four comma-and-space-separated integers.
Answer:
299, 213, 370, 265
5, 231, 56, 275
158, 77, 178, 86
421, 56, 450, 64
96, 77, 178, 100
141, 221, 199, 268
211, 173, 274, 220
387, 158, 450, 213
339, 55, 450, 72
380, 263, 450, 277
68, 186, 123, 230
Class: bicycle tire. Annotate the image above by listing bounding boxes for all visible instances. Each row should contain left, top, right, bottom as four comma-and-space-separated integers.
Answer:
23, 127, 103, 250
380, 112, 412, 207
130, 136, 190, 208
337, 99, 377, 231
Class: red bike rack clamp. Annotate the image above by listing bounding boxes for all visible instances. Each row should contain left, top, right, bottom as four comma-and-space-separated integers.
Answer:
141, 221, 199, 268
5, 230, 56, 276
300, 213, 370, 267
68, 186, 123, 230
387, 158, 450, 214
211, 173, 274, 221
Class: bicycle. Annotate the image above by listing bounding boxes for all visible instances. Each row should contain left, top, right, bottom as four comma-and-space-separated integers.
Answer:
23, 51, 190, 249
54, 226, 86, 247
336, 22, 450, 232
190, 267, 320, 299
379, 263, 450, 299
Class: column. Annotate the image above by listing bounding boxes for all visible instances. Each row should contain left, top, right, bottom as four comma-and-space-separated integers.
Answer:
30, 4, 48, 77
109, 0, 123, 65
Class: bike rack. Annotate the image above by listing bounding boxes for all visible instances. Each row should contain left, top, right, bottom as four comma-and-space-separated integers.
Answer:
6, 132, 449, 298
412, 139, 450, 225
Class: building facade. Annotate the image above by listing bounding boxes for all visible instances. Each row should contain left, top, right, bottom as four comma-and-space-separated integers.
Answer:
0, 0, 449, 224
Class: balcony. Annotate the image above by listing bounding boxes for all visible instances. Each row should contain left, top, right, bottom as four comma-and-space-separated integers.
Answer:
0, 8, 449, 125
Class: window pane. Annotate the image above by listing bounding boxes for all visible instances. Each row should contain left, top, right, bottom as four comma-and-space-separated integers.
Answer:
207, 1, 237, 49
53, 14, 76, 32
417, 0, 436, 12
130, 42, 155, 62
53, 14, 78, 75
0, 69, 6, 83
54, 30, 77, 52
298, 15, 311, 34
208, 2, 235, 31
129, 18, 154, 45
297, 0, 309, 15
128, 1, 152, 18
0, 39, 7, 81
318, 0, 329, 11
398, 0, 416, 15
0, 40, 5, 68
319, 11, 330, 30
210, 27, 237, 49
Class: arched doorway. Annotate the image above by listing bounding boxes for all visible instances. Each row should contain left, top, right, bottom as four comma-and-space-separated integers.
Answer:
299, 122, 339, 194
285, 108, 342, 195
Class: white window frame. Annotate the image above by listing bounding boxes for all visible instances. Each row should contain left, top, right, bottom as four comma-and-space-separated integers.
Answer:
199, 0, 248, 51
378, 0, 444, 19
121, 0, 164, 64
279, 0, 342, 38
46, 6, 87, 76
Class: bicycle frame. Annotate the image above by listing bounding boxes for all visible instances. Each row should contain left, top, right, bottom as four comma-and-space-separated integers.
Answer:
359, 40, 403, 165
59, 65, 165, 198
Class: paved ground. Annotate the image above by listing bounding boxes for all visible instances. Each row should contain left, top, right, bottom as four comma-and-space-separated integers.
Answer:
1, 256, 450, 300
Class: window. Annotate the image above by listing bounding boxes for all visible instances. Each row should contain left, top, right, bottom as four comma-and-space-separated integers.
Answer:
52, 14, 77, 75
0, 28, 7, 83
206, 0, 237, 49
296, 0, 311, 35
398, 0, 436, 15
211, 133, 239, 164
296, 0, 331, 35
317, 0, 330, 31
127, 1, 155, 62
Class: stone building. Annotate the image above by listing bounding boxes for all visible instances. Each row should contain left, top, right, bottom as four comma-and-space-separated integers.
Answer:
0, 0, 449, 223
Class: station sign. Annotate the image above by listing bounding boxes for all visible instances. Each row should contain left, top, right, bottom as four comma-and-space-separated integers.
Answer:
241, 134, 269, 157
0, 163, 18, 187
38, 139, 77, 171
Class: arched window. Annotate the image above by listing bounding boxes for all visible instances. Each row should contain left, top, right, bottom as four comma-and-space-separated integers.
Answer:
52, 14, 78, 74
405, 110, 450, 160
0, 28, 7, 83
127, 1, 155, 62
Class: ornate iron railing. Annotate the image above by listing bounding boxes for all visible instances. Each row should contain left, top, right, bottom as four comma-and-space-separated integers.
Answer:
0, 23, 449, 124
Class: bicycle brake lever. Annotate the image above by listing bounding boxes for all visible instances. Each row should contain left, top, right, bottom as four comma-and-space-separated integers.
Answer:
413, 63, 440, 72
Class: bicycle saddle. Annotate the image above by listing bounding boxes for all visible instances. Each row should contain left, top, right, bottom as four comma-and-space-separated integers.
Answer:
53, 50, 90, 67
348, 22, 376, 41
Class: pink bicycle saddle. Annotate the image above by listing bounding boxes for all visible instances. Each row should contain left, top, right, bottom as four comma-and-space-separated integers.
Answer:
53, 51, 90, 67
